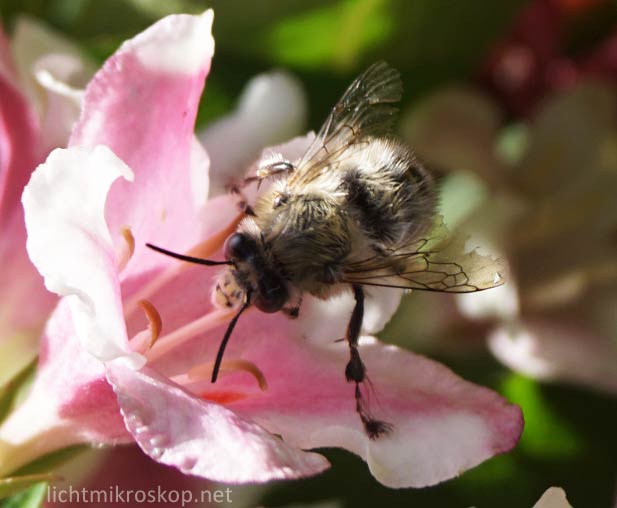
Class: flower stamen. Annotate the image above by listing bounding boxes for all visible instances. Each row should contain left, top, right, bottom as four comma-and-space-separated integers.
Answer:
139, 299, 162, 347
188, 358, 268, 391
128, 299, 163, 354
117, 226, 135, 272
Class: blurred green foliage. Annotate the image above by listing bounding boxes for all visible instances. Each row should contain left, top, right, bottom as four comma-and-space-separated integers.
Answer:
1, 1, 616, 507
0, 0, 525, 127
0, 482, 47, 508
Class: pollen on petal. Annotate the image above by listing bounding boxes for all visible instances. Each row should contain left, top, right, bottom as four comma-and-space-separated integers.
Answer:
117, 226, 135, 272
138, 299, 162, 347
188, 358, 268, 391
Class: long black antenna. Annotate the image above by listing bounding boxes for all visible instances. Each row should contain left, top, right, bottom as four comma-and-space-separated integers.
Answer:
211, 292, 252, 383
146, 243, 232, 266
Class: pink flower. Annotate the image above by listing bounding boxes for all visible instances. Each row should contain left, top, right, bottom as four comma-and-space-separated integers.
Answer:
46, 446, 223, 508
1, 11, 523, 488
402, 79, 617, 394
0, 17, 91, 386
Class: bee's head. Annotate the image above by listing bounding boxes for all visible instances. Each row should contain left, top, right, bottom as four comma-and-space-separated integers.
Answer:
220, 232, 289, 313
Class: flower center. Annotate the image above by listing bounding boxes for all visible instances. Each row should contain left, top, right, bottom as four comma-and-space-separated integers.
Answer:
121, 214, 266, 401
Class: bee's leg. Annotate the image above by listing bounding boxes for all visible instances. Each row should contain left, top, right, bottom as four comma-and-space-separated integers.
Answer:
345, 284, 393, 439
239, 161, 294, 190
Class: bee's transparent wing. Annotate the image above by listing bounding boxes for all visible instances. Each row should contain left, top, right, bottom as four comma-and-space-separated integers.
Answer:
289, 61, 402, 186
342, 221, 508, 293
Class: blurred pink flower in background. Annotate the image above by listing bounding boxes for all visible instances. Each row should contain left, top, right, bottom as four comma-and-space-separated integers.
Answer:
532, 487, 573, 508
402, 69, 617, 393
46, 446, 226, 508
480, 0, 617, 116
0, 10, 523, 489
0, 17, 92, 387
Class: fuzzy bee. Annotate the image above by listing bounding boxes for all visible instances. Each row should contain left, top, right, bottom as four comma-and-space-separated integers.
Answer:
148, 62, 506, 439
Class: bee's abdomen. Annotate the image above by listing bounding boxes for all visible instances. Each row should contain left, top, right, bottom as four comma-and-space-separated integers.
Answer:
340, 145, 435, 248
342, 169, 400, 244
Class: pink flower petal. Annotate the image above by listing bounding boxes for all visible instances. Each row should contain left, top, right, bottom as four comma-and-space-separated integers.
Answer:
24, 300, 128, 444
0, 300, 130, 476
224, 326, 522, 488
22, 146, 142, 366
0, 24, 17, 86
69, 11, 215, 279
0, 40, 56, 382
0, 57, 38, 225
106, 362, 330, 483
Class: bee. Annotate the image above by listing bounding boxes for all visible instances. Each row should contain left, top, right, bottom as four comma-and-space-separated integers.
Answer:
147, 62, 506, 439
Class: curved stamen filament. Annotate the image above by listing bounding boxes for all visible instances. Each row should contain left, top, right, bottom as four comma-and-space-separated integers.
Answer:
145, 308, 236, 363
190, 358, 268, 391
128, 299, 163, 354
117, 226, 135, 273
172, 358, 268, 392
139, 299, 162, 347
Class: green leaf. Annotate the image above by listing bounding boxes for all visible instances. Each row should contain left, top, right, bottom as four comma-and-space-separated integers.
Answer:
0, 478, 51, 503
10, 446, 87, 478
0, 361, 36, 425
264, 0, 393, 71
502, 374, 584, 459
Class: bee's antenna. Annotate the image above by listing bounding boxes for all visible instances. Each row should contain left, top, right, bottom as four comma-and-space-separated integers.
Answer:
211, 291, 252, 383
146, 243, 232, 266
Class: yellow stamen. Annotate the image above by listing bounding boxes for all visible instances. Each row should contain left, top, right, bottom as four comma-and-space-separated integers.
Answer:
188, 358, 268, 391
138, 299, 162, 348
117, 226, 135, 272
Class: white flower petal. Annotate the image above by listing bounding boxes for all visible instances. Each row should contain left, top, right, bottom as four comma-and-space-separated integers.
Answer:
456, 280, 520, 321
297, 287, 403, 344
130, 9, 214, 74
200, 70, 307, 195
33, 53, 87, 151
22, 146, 143, 367
11, 15, 90, 115
488, 320, 617, 394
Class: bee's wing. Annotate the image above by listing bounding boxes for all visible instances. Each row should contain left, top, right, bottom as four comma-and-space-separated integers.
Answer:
342, 221, 508, 293
288, 61, 402, 186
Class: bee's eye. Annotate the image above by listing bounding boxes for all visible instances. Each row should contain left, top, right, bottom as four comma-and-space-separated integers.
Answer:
255, 271, 288, 313
224, 233, 254, 261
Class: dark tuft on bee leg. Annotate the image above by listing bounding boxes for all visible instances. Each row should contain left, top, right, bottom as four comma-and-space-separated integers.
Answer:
345, 285, 393, 438
362, 415, 394, 440
355, 384, 393, 439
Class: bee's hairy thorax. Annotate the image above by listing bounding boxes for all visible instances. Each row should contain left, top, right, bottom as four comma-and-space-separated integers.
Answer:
235, 137, 435, 299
